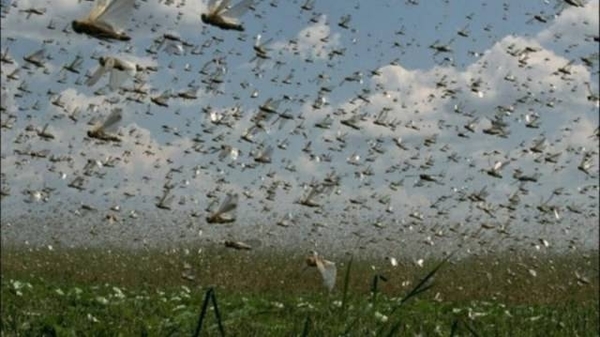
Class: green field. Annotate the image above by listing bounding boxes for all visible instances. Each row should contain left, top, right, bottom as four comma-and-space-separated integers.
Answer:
1, 246, 598, 336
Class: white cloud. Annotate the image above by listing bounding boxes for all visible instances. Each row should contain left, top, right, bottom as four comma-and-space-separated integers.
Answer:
273, 14, 341, 60
536, 0, 599, 47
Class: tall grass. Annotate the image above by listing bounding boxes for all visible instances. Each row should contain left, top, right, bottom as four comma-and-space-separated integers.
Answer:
2, 246, 596, 304
1, 246, 598, 335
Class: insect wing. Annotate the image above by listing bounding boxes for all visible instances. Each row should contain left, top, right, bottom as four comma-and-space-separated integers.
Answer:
72, 55, 84, 70
254, 34, 262, 47
223, 0, 252, 19
108, 59, 135, 91
493, 161, 503, 171
108, 68, 128, 91
25, 48, 45, 63
86, 63, 109, 87
218, 146, 231, 160
101, 108, 123, 132
87, 0, 110, 21
93, 0, 134, 31
158, 190, 174, 209
316, 258, 336, 291
216, 193, 238, 215
206, 0, 220, 12
215, 0, 231, 14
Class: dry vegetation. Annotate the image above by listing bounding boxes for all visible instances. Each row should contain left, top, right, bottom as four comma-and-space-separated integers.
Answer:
2, 245, 598, 304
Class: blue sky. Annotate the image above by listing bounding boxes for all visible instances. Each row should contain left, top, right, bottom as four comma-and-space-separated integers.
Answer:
0, 0, 598, 256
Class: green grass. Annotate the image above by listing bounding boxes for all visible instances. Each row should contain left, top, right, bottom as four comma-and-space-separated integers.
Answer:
1, 246, 598, 336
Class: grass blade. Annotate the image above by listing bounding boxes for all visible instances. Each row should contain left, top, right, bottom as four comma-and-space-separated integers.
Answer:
193, 288, 225, 337
193, 288, 213, 337
449, 319, 459, 337
371, 274, 387, 308
391, 251, 454, 314
341, 314, 359, 336
377, 252, 456, 337
385, 321, 402, 337
340, 255, 353, 314
301, 315, 311, 337
462, 320, 481, 337
210, 289, 225, 337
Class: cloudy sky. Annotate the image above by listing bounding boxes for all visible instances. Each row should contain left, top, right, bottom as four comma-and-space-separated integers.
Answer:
0, 0, 598, 256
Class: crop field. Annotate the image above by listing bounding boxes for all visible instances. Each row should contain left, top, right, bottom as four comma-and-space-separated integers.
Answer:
1, 246, 598, 336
